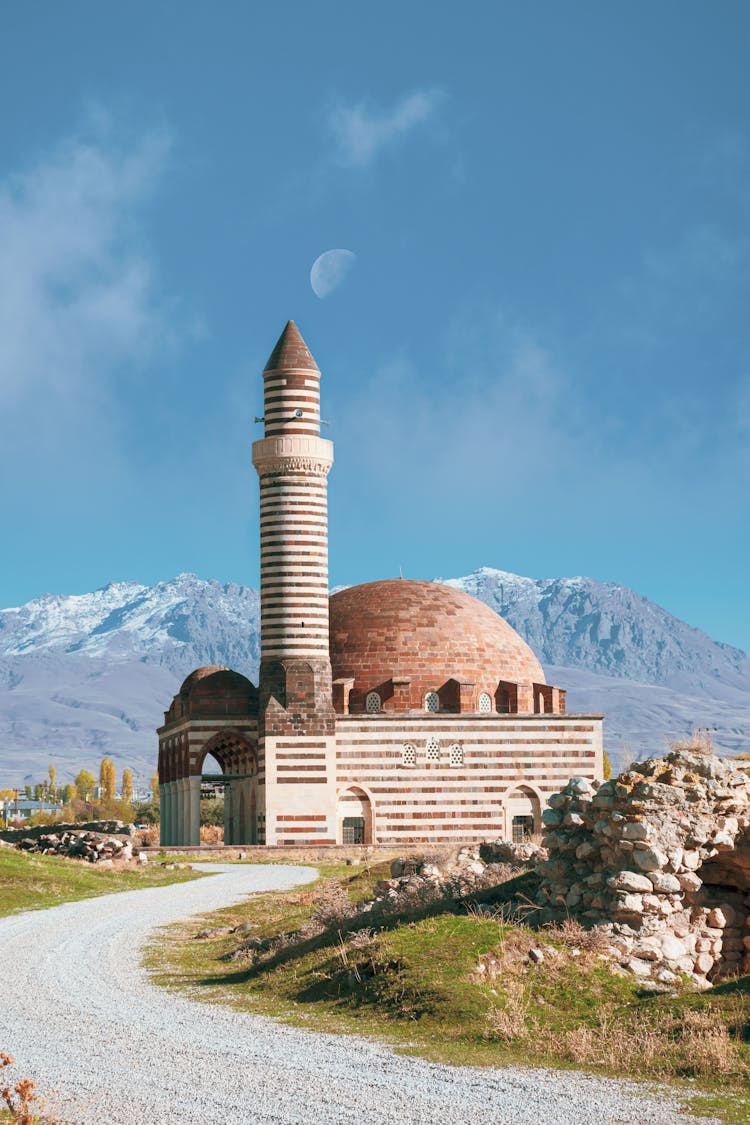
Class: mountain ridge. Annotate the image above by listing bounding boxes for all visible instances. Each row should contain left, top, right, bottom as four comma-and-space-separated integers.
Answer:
0, 568, 747, 784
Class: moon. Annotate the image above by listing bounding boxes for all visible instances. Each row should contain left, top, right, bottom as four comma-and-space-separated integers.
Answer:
310, 249, 356, 299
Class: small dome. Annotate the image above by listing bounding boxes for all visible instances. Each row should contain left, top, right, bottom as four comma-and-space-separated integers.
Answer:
171, 666, 258, 720
329, 579, 544, 709
178, 665, 229, 694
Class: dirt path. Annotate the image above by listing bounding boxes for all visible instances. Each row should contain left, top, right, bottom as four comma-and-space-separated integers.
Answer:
0, 863, 718, 1124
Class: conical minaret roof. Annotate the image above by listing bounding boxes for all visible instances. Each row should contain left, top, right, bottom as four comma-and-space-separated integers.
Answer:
263, 320, 319, 373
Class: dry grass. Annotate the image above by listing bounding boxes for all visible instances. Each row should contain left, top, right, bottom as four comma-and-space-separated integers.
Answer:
484, 982, 533, 1043
481, 969, 750, 1083
668, 727, 714, 754
543, 917, 613, 954
561, 999, 748, 1078
199, 824, 223, 845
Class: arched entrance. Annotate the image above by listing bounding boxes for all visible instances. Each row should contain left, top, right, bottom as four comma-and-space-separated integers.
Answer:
336, 786, 374, 845
504, 786, 542, 843
695, 844, 750, 980
195, 731, 258, 847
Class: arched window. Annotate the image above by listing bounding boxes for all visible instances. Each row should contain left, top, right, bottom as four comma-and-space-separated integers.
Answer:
449, 743, 464, 767
426, 736, 440, 763
478, 691, 493, 713
401, 743, 416, 767
365, 691, 381, 713
425, 691, 440, 712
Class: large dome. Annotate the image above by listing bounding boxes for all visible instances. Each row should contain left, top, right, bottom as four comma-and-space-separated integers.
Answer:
329, 579, 544, 713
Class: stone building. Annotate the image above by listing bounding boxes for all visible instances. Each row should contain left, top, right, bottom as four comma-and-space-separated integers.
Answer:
157, 322, 604, 847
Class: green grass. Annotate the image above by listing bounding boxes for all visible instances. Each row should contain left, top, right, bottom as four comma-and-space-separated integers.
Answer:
0, 847, 202, 917
147, 861, 750, 1124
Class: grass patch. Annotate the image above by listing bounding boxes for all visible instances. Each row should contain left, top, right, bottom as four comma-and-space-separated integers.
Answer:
147, 861, 750, 1123
0, 847, 201, 917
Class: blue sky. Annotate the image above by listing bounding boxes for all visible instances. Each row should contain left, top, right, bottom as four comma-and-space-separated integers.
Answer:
1, 1, 749, 651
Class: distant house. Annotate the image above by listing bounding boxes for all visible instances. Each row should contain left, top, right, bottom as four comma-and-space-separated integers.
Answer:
1, 797, 61, 825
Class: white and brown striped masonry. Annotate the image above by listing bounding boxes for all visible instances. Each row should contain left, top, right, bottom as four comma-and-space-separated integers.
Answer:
252, 322, 333, 664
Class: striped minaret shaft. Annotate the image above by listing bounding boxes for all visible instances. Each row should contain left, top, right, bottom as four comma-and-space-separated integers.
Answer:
252, 321, 334, 706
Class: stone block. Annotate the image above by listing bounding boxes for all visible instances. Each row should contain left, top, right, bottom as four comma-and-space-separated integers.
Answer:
648, 872, 681, 893
633, 847, 668, 872
607, 870, 653, 894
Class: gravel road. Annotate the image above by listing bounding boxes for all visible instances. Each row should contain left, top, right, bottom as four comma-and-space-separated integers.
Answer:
0, 863, 719, 1124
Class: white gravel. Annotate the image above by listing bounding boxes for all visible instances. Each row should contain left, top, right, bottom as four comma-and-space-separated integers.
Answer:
0, 862, 720, 1124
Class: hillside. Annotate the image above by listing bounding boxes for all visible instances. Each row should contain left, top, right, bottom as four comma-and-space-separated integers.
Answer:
0, 569, 748, 784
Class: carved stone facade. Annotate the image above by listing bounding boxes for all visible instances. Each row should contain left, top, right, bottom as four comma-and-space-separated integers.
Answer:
157, 322, 604, 846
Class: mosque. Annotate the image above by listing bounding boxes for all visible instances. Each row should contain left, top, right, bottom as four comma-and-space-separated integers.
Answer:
157, 322, 604, 847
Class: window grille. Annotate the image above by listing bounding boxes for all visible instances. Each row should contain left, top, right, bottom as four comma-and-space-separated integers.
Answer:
478, 691, 493, 713
401, 743, 416, 767
426, 736, 440, 763
342, 816, 365, 845
512, 815, 534, 843
425, 691, 440, 712
365, 691, 381, 713
449, 743, 464, 767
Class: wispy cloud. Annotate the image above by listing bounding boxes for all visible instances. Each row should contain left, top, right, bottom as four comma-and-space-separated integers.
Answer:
0, 115, 178, 494
336, 313, 583, 515
329, 88, 443, 167
0, 117, 174, 413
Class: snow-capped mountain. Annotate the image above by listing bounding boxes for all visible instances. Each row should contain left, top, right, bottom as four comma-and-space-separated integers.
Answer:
0, 575, 260, 672
443, 567, 750, 694
0, 569, 748, 786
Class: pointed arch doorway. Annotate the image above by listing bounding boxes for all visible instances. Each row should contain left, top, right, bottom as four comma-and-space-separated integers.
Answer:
336, 786, 374, 845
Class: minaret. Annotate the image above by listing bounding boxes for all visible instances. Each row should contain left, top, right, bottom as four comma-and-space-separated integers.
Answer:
252, 321, 335, 719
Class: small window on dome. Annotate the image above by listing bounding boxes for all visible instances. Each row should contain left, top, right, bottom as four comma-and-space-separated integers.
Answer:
401, 743, 416, 767
478, 692, 493, 713
426, 736, 440, 763
449, 743, 464, 767
365, 691, 381, 713
425, 691, 440, 713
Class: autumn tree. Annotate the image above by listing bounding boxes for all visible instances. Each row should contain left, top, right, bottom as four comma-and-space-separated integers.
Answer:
74, 770, 96, 802
62, 783, 76, 804
48, 764, 56, 795
121, 768, 133, 803
99, 758, 116, 801
150, 772, 160, 807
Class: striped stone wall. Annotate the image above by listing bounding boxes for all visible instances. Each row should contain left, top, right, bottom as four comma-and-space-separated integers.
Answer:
253, 436, 333, 664
334, 713, 604, 844
263, 733, 338, 845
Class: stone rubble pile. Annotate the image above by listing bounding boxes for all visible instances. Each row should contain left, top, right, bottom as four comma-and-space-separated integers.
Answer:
536, 748, 750, 987
369, 840, 544, 911
17, 830, 141, 865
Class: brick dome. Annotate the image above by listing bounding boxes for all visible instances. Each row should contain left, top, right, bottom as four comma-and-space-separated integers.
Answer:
168, 666, 258, 722
329, 579, 545, 714
178, 665, 229, 693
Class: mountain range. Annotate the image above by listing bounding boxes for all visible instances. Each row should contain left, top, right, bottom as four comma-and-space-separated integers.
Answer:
1, 568, 748, 786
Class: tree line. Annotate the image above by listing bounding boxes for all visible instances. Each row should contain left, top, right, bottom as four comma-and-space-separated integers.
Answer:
0, 759, 161, 828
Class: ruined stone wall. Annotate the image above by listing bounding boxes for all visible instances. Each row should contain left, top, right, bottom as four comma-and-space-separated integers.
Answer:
536, 749, 750, 985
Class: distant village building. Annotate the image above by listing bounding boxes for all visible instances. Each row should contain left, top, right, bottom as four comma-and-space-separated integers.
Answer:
1, 797, 60, 826
157, 323, 604, 846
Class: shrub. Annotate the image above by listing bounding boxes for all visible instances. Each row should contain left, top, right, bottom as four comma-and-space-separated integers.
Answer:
0, 1051, 55, 1124
200, 824, 224, 845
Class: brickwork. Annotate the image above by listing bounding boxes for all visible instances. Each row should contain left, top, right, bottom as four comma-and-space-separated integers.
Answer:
334, 713, 603, 844
329, 579, 566, 715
